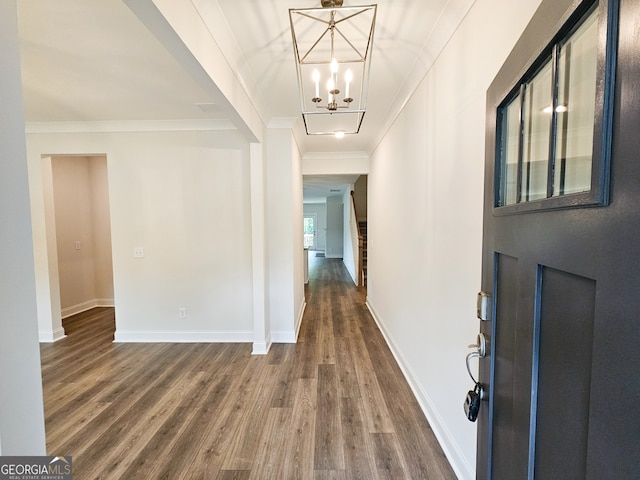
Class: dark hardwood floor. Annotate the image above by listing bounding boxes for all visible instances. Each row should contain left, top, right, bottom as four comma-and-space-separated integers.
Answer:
40, 256, 456, 479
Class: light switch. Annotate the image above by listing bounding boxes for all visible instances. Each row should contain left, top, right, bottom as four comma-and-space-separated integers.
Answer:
75, 241, 81, 250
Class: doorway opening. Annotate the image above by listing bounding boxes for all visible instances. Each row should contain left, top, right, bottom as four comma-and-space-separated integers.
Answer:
44, 154, 115, 335
302, 174, 367, 286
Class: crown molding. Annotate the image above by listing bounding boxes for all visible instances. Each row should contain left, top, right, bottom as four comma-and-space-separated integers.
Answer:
303, 151, 369, 161
24, 119, 236, 134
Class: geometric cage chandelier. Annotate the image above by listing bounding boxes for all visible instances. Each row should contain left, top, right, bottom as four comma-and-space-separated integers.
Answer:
289, 1, 377, 137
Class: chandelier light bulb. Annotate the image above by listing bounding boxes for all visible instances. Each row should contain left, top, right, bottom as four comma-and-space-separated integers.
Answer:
312, 69, 321, 99
344, 69, 353, 100
330, 58, 339, 95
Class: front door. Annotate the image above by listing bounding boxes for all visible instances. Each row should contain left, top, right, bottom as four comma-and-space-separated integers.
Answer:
476, 0, 640, 478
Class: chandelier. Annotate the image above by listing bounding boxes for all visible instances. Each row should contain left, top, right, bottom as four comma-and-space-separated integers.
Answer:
289, 1, 377, 137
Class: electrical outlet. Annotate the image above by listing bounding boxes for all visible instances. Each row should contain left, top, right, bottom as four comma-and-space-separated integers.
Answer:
178, 307, 187, 319
134, 247, 144, 258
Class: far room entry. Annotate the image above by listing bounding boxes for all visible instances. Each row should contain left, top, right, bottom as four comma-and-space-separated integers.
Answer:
45, 155, 115, 327
303, 213, 317, 250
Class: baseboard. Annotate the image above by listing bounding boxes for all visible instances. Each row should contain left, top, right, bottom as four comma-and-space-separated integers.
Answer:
343, 258, 358, 286
61, 298, 115, 319
271, 300, 306, 343
252, 336, 272, 355
366, 300, 474, 480
113, 330, 253, 343
271, 331, 295, 342
39, 327, 67, 343
295, 300, 306, 341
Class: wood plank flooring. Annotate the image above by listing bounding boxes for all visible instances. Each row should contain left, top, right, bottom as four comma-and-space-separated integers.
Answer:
40, 256, 456, 479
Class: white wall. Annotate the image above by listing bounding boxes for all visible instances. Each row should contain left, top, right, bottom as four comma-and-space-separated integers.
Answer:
27, 127, 255, 342
291, 136, 305, 337
303, 203, 327, 251
302, 151, 369, 175
325, 196, 344, 258
90, 156, 115, 306
366, 0, 542, 478
51, 155, 114, 317
266, 125, 306, 342
249, 141, 270, 354
0, 0, 46, 454
343, 188, 358, 284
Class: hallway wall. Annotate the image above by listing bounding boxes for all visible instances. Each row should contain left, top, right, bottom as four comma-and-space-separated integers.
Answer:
325, 196, 344, 259
0, 0, 46, 454
366, 0, 543, 477
27, 128, 255, 342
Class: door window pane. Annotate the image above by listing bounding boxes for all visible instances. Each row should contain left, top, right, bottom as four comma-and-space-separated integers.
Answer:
494, 2, 609, 213
522, 62, 553, 202
553, 9, 598, 196
304, 216, 316, 248
499, 97, 521, 206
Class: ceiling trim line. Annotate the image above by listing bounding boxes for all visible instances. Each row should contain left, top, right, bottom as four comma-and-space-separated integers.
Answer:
24, 119, 237, 134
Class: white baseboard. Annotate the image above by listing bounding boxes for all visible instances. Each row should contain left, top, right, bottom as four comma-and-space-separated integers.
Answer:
270, 300, 306, 344
271, 330, 297, 343
39, 327, 67, 343
113, 330, 253, 343
366, 300, 474, 480
252, 337, 272, 355
61, 298, 115, 319
295, 300, 306, 341
344, 259, 357, 286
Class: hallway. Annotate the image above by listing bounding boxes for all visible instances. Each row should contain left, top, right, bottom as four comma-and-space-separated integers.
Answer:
40, 257, 455, 479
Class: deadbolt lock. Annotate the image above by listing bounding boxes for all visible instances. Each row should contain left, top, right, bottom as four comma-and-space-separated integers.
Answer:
477, 291, 491, 321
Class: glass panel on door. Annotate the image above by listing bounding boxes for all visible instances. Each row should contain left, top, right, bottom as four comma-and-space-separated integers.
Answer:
522, 62, 553, 202
495, 5, 601, 211
303, 215, 316, 249
553, 8, 598, 196
499, 97, 520, 206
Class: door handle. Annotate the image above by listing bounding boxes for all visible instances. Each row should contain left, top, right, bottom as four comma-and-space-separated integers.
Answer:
464, 333, 488, 420
466, 333, 487, 391
468, 332, 487, 357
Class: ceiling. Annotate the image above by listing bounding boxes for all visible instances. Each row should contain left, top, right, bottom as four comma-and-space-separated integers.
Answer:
16, 0, 473, 199
303, 174, 360, 203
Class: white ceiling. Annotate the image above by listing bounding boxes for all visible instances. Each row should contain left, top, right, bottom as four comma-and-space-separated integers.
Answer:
303, 174, 360, 203
16, 0, 474, 199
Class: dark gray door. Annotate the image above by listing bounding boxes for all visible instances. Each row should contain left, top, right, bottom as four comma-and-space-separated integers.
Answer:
476, 0, 640, 478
